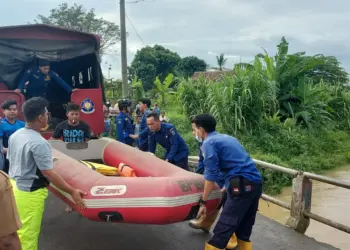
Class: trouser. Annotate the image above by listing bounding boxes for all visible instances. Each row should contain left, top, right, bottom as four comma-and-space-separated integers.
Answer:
207, 177, 262, 249
138, 143, 148, 152
171, 156, 189, 171
10, 179, 48, 250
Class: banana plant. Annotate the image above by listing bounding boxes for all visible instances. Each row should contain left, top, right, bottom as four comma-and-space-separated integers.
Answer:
153, 73, 175, 107
129, 77, 144, 102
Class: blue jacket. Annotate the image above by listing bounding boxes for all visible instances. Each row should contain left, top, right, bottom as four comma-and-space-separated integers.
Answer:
149, 123, 189, 162
18, 67, 72, 98
0, 118, 25, 148
202, 132, 262, 190
196, 142, 225, 188
138, 109, 151, 146
116, 112, 134, 144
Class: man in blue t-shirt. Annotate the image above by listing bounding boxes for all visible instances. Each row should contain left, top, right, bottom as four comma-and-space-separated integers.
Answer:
0, 100, 25, 173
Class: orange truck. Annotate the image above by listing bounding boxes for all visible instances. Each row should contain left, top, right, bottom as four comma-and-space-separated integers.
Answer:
0, 24, 106, 138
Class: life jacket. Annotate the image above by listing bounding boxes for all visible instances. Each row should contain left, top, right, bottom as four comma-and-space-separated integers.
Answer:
118, 163, 137, 177
80, 160, 119, 176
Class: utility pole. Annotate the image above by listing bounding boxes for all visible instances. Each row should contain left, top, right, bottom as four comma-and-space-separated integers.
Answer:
120, 0, 128, 97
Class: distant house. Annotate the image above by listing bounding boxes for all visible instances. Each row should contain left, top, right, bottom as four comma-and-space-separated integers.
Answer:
192, 70, 233, 81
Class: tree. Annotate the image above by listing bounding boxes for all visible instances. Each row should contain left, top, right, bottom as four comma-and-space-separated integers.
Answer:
176, 56, 207, 78
216, 53, 227, 71
34, 3, 121, 54
129, 45, 181, 91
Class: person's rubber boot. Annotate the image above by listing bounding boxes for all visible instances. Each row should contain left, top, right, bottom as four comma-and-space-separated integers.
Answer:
226, 233, 238, 249
237, 239, 252, 250
189, 209, 219, 233
205, 242, 223, 250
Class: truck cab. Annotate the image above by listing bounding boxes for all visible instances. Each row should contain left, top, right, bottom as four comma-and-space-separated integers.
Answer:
0, 24, 106, 139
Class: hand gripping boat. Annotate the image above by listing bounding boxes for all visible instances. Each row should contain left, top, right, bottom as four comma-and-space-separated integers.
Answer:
48, 138, 222, 224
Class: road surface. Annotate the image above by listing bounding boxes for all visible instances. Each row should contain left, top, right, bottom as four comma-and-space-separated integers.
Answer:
39, 194, 339, 250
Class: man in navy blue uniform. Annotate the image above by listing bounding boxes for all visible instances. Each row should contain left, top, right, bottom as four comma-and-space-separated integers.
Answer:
0, 100, 25, 173
192, 114, 262, 250
146, 113, 189, 170
115, 99, 134, 146
14, 59, 72, 99
188, 120, 238, 249
130, 98, 151, 151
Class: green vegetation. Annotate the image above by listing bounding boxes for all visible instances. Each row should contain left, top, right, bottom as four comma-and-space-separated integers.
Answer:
128, 45, 208, 91
106, 37, 350, 194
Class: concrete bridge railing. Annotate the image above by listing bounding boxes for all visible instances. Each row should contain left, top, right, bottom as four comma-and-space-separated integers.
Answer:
188, 156, 350, 235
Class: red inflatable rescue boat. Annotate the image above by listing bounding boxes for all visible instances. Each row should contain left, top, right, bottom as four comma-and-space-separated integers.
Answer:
48, 138, 222, 224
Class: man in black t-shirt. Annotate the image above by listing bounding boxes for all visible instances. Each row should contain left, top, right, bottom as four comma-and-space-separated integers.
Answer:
51, 103, 92, 142
51, 103, 92, 213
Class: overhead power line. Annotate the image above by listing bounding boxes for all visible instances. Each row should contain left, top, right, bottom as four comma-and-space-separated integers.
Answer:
125, 12, 146, 46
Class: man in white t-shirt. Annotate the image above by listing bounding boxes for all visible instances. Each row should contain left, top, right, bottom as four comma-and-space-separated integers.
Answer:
8, 97, 87, 250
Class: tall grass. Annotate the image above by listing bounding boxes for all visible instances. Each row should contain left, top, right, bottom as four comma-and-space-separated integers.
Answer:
175, 48, 350, 194
105, 37, 350, 194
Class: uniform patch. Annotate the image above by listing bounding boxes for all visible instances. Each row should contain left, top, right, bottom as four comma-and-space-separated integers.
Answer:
169, 128, 175, 136
81, 98, 95, 114
44, 75, 51, 81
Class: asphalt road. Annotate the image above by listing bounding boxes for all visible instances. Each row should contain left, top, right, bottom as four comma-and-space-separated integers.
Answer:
39, 194, 339, 250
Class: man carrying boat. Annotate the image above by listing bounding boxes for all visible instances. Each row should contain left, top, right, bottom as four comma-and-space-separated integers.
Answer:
14, 59, 73, 100
115, 99, 134, 146
7, 97, 86, 250
188, 120, 238, 249
146, 112, 189, 170
192, 114, 262, 250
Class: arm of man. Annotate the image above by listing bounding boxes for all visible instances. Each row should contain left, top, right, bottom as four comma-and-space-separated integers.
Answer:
31, 142, 86, 209
50, 71, 73, 93
16, 68, 31, 91
165, 126, 180, 162
82, 122, 93, 141
116, 116, 126, 143
137, 125, 150, 139
148, 133, 156, 153
201, 141, 220, 201
124, 118, 134, 140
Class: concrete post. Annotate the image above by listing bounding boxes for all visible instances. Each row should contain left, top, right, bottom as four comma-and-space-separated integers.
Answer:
286, 173, 312, 234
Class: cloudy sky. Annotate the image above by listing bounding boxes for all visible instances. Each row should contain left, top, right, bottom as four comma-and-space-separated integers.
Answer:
1, 0, 349, 79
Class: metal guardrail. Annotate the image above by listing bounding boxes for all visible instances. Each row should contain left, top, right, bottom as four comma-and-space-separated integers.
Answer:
188, 156, 350, 234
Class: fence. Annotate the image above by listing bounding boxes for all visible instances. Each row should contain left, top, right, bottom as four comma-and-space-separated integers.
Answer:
188, 156, 350, 234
